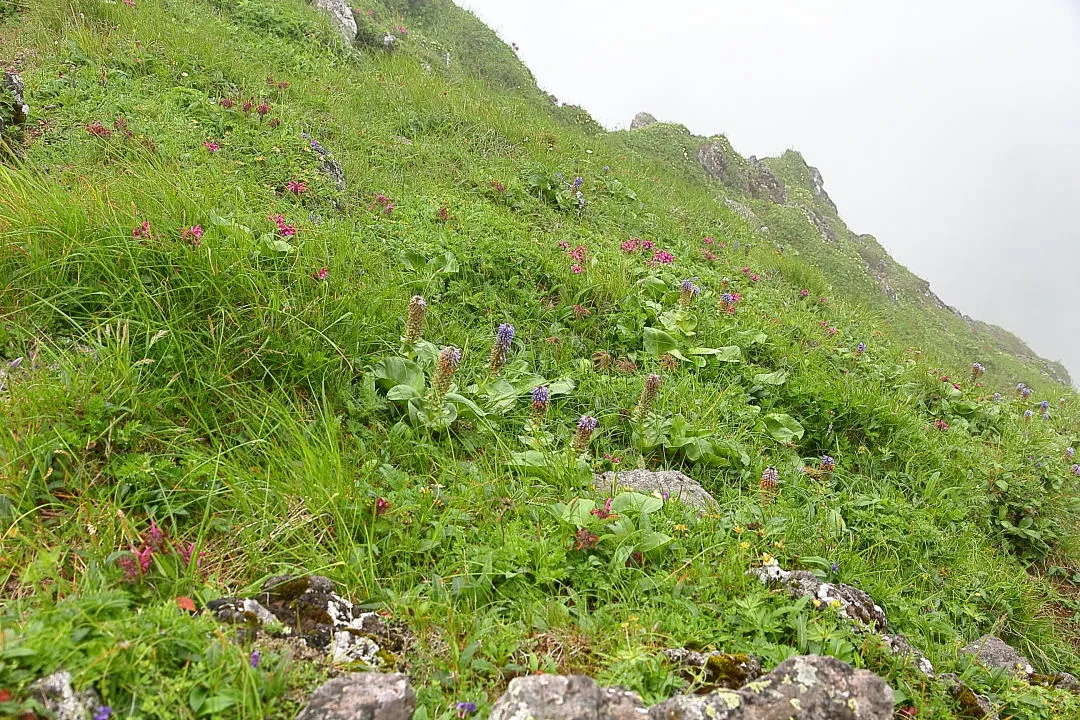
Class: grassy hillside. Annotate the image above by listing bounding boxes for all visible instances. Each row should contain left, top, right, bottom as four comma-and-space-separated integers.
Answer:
1, 1, 1078, 718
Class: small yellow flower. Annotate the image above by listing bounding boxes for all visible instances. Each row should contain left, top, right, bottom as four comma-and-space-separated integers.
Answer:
733, 525, 745, 534
828, 599, 843, 609
739, 541, 750, 550
773, 540, 785, 550
812, 599, 822, 608
761, 553, 774, 564
674, 524, 688, 532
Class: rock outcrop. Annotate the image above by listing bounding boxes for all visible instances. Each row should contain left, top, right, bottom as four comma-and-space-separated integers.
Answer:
806, 163, 837, 214
649, 655, 893, 720
29, 670, 105, 720
594, 469, 717, 511
961, 635, 1079, 694
663, 649, 761, 690
489, 675, 648, 720
746, 157, 786, 204
297, 673, 415, 720
1, 71, 28, 148
310, 0, 357, 44
630, 112, 658, 129
207, 575, 410, 668
748, 559, 887, 630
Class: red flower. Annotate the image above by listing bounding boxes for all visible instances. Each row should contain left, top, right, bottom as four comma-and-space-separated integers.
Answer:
313, 267, 328, 281
85, 121, 113, 138
133, 221, 151, 239
652, 250, 674, 264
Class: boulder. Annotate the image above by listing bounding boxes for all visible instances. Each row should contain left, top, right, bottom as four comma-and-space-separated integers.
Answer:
594, 470, 717, 512
489, 675, 648, 720
304, 136, 347, 190
696, 143, 730, 179
747, 559, 887, 630
960, 635, 1033, 677
29, 670, 104, 720
296, 673, 415, 720
880, 633, 935, 676
310, 0, 357, 44
938, 673, 999, 719
630, 112, 658, 130
650, 655, 893, 720
206, 575, 410, 668
806, 164, 838, 214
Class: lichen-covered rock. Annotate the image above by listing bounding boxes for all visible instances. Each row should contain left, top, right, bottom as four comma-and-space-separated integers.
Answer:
881, 633, 935, 676
746, 157, 786, 204
1, 72, 27, 127
747, 559, 887, 630
1030, 671, 1080, 693
30, 670, 104, 720
662, 648, 761, 689
806, 164, 838, 214
960, 635, 1034, 677
207, 575, 409, 668
296, 673, 415, 720
488, 675, 648, 720
650, 655, 893, 720
594, 470, 717, 511
697, 143, 729, 179
630, 112, 658, 129
310, 0, 357, 44
304, 136, 347, 190
938, 673, 999, 720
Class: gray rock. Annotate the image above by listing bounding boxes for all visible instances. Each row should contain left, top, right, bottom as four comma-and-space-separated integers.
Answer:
1031, 672, 1080, 693
722, 198, 761, 228
297, 673, 415, 720
489, 675, 647, 720
960, 635, 1033, 677
594, 470, 717, 512
806, 164, 838, 213
746, 157, 786, 204
663, 648, 761, 689
650, 655, 893, 720
311, 0, 357, 44
630, 112, 658, 129
697, 143, 729, 179
880, 633, 935, 676
305, 137, 347, 190
938, 673, 999, 720
747, 559, 887, 630
30, 670, 104, 720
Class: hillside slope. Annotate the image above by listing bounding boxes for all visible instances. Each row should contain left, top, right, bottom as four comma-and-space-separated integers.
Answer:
1, 1, 1079, 719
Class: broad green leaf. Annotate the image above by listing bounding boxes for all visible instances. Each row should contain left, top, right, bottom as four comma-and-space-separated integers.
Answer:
763, 413, 804, 443
638, 531, 673, 552
610, 492, 663, 515
754, 369, 789, 385
386, 384, 421, 401
688, 346, 742, 362
643, 327, 679, 357
561, 498, 596, 526
372, 357, 425, 392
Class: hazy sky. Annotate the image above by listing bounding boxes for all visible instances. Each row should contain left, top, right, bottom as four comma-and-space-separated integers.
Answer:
460, 0, 1080, 385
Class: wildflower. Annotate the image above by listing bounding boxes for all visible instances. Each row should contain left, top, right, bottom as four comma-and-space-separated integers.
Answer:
178, 542, 198, 567
702, 250, 717, 261
750, 274, 760, 282
313, 267, 329, 281
93, 707, 113, 720
404, 295, 426, 344
634, 373, 662, 419
376, 497, 390, 515
992, 393, 1002, 402
678, 279, 700, 308
1066, 447, 1075, 461
181, 225, 203, 246
395, 25, 408, 36
574, 528, 599, 551
934, 419, 949, 431
820, 455, 836, 472
250, 650, 261, 668
133, 221, 151, 239
286, 180, 307, 195
703, 237, 714, 245
819, 297, 828, 304
568, 245, 588, 262
116, 555, 139, 582
591, 498, 614, 519
488, 323, 514, 373
971, 362, 985, 379
571, 264, 583, 274
242, 100, 253, 113
270, 214, 296, 236
531, 385, 550, 418
641, 239, 656, 251
256, 100, 270, 117
113, 116, 133, 138
456, 702, 478, 718
1040, 400, 1050, 411
651, 251, 674, 264
572, 415, 598, 453
572, 176, 584, 191
830, 563, 840, 573
429, 347, 462, 404
436, 205, 449, 222
826, 327, 839, 336
489, 180, 507, 194
268, 117, 281, 129
1072, 464, 1080, 476
1023, 410, 1034, 420
800, 289, 810, 297
856, 342, 867, 355
620, 238, 640, 253
759, 466, 779, 504
136, 546, 153, 574
203, 140, 220, 152
719, 292, 739, 314
219, 97, 235, 109
572, 304, 590, 318
85, 121, 113, 138
146, 520, 166, 551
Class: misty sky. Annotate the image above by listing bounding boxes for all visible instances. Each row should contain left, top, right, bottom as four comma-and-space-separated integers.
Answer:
460, 0, 1080, 385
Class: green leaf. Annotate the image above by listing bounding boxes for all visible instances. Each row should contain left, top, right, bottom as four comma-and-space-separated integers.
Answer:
386, 384, 421, 401
688, 346, 742, 363
753, 369, 789, 385
643, 327, 679, 356
638, 531, 673, 552
609, 492, 663, 515
560, 498, 597, 526
372, 358, 425, 392
548, 377, 576, 396
762, 413, 805, 443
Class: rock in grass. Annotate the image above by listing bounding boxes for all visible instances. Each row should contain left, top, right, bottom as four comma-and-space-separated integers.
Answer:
296, 673, 415, 720
649, 655, 893, 720
488, 675, 648, 720
30, 670, 105, 720
747, 559, 887, 630
630, 112, 658, 129
662, 648, 761, 689
938, 673, 999, 720
594, 469, 716, 512
960, 635, 1034, 677
310, 0, 357, 44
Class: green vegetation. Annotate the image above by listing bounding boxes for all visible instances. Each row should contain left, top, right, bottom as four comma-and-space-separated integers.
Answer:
0, 0, 1077, 718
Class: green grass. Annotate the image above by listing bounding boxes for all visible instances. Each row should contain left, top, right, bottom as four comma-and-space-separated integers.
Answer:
0, 0, 1078, 718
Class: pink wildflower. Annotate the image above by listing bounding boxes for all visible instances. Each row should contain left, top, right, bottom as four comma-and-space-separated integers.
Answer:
571, 264, 583, 274
133, 221, 151, 239
750, 274, 760, 282
376, 497, 390, 515
241, 100, 253, 113
702, 250, 717, 261
569, 245, 588, 262
800, 289, 810, 297
256, 100, 270, 117
145, 520, 166, 551
620, 238, 640, 253
135, 546, 153, 574
826, 327, 839, 336
934, 419, 949, 431
641, 240, 655, 250
178, 542, 200, 567
182, 225, 203, 246
652, 250, 675, 264
203, 140, 220, 152
591, 498, 614, 519
286, 180, 307, 195
219, 97, 235, 109
703, 237, 714, 245
85, 122, 113, 138
270, 214, 296, 236
313, 267, 328, 281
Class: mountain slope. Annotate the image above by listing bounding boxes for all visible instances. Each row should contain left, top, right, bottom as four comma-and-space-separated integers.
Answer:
1, 1, 1078, 719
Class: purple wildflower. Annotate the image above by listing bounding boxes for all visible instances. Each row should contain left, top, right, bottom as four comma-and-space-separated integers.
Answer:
404, 295, 426, 344
456, 702, 478, 718
1040, 400, 1050, 411
429, 347, 462, 404
1024, 410, 1034, 419
1066, 447, 1075, 461
572, 176, 584, 191
679, 279, 700, 308
250, 650, 261, 668
820, 455, 836, 472
531, 385, 550, 417
572, 415, 598, 453
971, 362, 985, 379
93, 707, 113, 720
993, 393, 1002, 402
1072, 464, 1080, 477
856, 342, 867, 355
488, 323, 515, 373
